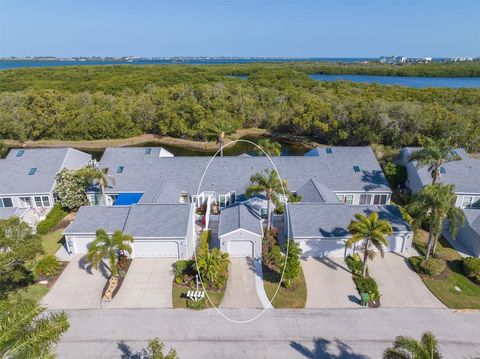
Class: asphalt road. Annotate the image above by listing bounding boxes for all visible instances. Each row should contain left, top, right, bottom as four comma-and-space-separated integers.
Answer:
55, 308, 480, 358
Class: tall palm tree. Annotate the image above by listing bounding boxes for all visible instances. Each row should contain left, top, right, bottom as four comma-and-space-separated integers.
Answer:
0, 300, 69, 358
384, 331, 441, 359
347, 212, 393, 277
86, 229, 134, 277
92, 167, 115, 206
408, 136, 460, 185
246, 169, 290, 230
407, 184, 465, 260
255, 138, 282, 157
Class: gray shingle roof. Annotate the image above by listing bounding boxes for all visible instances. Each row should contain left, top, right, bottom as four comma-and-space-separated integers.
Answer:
297, 179, 340, 203
464, 209, 480, 234
218, 203, 263, 237
97, 146, 391, 204
64, 204, 191, 238
402, 147, 480, 193
0, 207, 27, 220
288, 203, 411, 238
0, 148, 90, 195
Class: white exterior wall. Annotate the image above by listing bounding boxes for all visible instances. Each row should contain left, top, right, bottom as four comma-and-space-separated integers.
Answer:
186, 204, 196, 258
219, 229, 262, 258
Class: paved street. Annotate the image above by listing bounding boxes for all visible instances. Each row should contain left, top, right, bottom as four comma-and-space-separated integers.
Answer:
55, 308, 480, 358
107, 258, 175, 309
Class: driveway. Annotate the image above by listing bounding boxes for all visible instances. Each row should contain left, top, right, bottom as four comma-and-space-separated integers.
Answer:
368, 252, 445, 308
41, 255, 108, 310
107, 258, 175, 309
220, 258, 262, 308
301, 257, 358, 308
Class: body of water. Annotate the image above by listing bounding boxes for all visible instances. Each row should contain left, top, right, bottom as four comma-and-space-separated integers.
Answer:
0, 58, 372, 70
309, 74, 480, 88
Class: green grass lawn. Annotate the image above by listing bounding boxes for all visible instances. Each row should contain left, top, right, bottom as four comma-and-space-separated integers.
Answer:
40, 228, 65, 257
13, 284, 49, 303
263, 266, 307, 308
413, 230, 480, 309
172, 282, 226, 309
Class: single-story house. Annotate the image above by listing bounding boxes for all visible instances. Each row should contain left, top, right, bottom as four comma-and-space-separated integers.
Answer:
218, 203, 263, 258
64, 203, 195, 259
0, 148, 91, 224
445, 209, 480, 258
286, 203, 413, 258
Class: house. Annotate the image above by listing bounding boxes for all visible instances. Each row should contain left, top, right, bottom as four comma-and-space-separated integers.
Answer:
399, 147, 480, 208
400, 147, 480, 256
286, 203, 413, 257
0, 148, 92, 224
63, 204, 195, 258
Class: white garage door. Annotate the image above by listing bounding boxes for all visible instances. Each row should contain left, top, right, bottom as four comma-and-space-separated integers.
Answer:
227, 240, 254, 257
387, 235, 404, 252
134, 240, 179, 258
296, 239, 347, 258
72, 237, 95, 254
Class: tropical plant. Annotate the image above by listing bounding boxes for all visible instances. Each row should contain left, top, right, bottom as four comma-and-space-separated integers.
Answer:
408, 136, 460, 185
86, 229, 134, 277
0, 299, 69, 358
246, 169, 290, 230
196, 248, 229, 289
255, 138, 282, 156
407, 184, 465, 260
462, 257, 480, 284
91, 167, 115, 206
0, 140, 8, 158
143, 337, 178, 359
55, 166, 97, 209
384, 331, 441, 359
34, 255, 61, 278
346, 212, 393, 277
282, 240, 301, 288
36, 204, 68, 235
0, 217, 43, 296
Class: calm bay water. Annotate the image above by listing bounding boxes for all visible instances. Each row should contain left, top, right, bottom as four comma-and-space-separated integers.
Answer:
309, 74, 480, 88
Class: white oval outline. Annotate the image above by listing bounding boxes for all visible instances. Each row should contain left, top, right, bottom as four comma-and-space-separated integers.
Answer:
193, 139, 291, 324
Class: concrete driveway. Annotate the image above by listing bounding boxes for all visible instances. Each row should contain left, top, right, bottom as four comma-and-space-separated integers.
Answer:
220, 258, 262, 309
41, 255, 108, 310
107, 258, 175, 309
368, 252, 445, 308
301, 257, 358, 308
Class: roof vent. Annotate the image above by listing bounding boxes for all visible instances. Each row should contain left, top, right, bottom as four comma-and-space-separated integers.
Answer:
117, 166, 124, 174
16, 150, 25, 157
353, 165, 361, 173
28, 168, 37, 175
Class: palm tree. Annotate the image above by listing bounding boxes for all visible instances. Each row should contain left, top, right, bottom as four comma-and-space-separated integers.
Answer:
246, 169, 290, 230
92, 167, 115, 206
346, 212, 393, 277
384, 331, 441, 359
0, 300, 69, 358
86, 229, 134, 277
407, 184, 465, 260
196, 248, 228, 289
408, 136, 460, 185
255, 138, 282, 157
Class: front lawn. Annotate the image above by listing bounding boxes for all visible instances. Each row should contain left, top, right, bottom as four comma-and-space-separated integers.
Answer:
412, 230, 480, 309
40, 229, 65, 257
172, 282, 226, 309
263, 265, 307, 308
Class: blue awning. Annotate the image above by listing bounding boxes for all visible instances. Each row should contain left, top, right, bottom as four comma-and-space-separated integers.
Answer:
114, 193, 143, 206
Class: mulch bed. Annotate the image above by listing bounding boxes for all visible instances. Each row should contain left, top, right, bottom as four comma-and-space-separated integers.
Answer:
101, 258, 132, 300
36, 261, 69, 289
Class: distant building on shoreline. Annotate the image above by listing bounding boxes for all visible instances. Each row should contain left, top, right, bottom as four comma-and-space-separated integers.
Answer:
379, 55, 432, 64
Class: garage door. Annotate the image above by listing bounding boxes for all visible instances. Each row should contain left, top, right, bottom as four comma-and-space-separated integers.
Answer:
227, 240, 254, 257
134, 241, 179, 258
387, 235, 404, 252
296, 239, 347, 258
72, 237, 95, 254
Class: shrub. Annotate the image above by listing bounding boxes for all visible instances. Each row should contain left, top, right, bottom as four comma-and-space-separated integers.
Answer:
35, 255, 61, 278
196, 230, 211, 258
345, 254, 363, 275
383, 161, 407, 188
282, 240, 301, 288
353, 276, 380, 301
463, 257, 480, 284
408, 256, 423, 273
172, 259, 193, 284
419, 258, 447, 276
36, 204, 68, 235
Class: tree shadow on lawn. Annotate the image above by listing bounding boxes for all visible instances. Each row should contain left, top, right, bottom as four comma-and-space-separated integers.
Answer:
117, 340, 146, 359
291, 337, 370, 359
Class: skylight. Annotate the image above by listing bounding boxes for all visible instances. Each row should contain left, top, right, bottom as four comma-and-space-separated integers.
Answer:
28, 168, 37, 175
326, 147, 333, 154
117, 166, 124, 174
16, 150, 25, 157
353, 165, 361, 173
145, 148, 152, 155
440, 167, 446, 174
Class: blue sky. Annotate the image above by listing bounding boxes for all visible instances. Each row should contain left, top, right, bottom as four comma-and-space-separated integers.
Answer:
0, 0, 478, 57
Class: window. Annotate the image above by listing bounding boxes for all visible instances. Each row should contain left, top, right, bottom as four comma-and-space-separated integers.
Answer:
359, 194, 372, 205
260, 207, 268, 219
462, 196, 473, 208
145, 148, 152, 155
344, 195, 354, 205
462, 196, 480, 208
0, 198, 13, 208
16, 149, 25, 157
230, 192, 236, 205
353, 165, 361, 173
472, 197, 480, 208
219, 194, 227, 208
116, 166, 124, 174
28, 168, 37, 175
34, 196, 51, 207
326, 147, 333, 154
34, 196, 43, 207
19, 197, 32, 208
373, 194, 388, 205
42, 196, 51, 207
